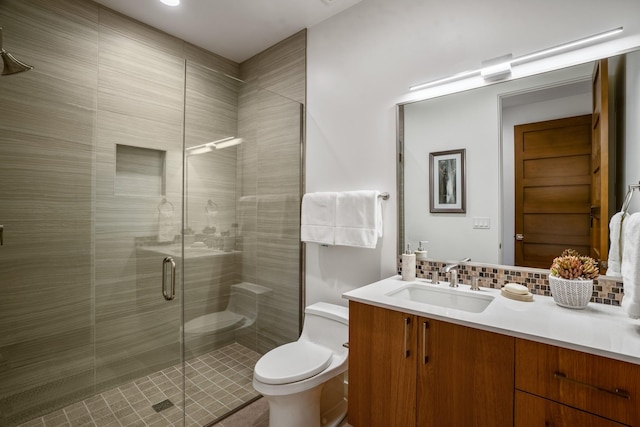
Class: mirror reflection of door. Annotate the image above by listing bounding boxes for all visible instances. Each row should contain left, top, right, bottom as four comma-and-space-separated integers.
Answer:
514, 115, 592, 268
514, 59, 612, 270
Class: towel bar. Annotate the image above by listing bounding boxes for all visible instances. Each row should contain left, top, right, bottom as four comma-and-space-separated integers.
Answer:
621, 181, 640, 215
379, 192, 389, 200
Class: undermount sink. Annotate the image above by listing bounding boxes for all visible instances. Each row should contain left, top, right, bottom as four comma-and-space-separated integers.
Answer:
386, 284, 495, 313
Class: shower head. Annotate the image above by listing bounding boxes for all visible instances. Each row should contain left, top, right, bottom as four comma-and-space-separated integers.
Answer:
0, 27, 33, 76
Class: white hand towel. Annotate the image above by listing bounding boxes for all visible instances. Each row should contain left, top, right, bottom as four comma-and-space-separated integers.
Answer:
335, 190, 383, 249
158, 210, 175, 243
606, 212, 625, 276
301, 192, 337, 245
621, 213, 640, 319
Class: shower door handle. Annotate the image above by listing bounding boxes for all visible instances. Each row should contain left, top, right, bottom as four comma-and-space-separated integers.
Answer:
162, 256, 176, 301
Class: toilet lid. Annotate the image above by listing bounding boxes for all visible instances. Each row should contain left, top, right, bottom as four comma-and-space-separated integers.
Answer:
254, 341, 333, 385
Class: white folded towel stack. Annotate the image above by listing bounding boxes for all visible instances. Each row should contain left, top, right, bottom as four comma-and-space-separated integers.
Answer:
621, 213, 640, 319
606, 212, 625, 276
335, 190, 383, 249
301, 192, 338, 245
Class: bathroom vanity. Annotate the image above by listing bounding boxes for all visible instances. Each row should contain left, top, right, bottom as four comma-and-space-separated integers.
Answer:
343, 277, 640, 427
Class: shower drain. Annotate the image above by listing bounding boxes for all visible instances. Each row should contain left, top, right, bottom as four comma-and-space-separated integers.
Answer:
152, 399, 174, 413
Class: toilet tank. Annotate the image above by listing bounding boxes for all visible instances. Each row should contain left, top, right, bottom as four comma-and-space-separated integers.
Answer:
300, 302, 349, 352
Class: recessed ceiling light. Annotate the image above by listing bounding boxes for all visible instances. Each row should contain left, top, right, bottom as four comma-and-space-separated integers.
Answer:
160, 0, 180, 6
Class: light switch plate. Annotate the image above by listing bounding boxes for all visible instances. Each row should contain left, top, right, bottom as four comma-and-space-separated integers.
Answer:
473, 218, 491, 229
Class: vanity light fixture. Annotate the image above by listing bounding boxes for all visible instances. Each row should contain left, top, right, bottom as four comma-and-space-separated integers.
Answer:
211, 137, 243, 149
510, 27, 623, 65
185, 137, 243, 155
409, 26, 623, 91
409, 69, 480, 92
480, 54, 512, 82
185, 143, 213, 156
159, 0, 180, 6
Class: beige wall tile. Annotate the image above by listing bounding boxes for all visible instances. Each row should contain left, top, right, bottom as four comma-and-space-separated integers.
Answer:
184, 42, 239, 78
0, 1, 306, 424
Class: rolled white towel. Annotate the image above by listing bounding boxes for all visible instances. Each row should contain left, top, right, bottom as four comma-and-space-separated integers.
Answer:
606, 212, 625, 276
621, 213, 640, 319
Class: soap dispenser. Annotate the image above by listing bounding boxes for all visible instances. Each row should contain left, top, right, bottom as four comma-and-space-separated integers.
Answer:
402, 244, 416, 281
414, 240, 429, 261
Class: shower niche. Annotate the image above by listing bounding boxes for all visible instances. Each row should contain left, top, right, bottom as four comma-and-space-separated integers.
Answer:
115, 144, 166, 197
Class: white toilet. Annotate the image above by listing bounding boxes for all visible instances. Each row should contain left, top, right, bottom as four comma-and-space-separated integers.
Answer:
253, 302, 349, 427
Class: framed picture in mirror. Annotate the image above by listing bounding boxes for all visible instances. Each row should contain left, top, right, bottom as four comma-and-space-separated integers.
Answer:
429, 148, 466, 213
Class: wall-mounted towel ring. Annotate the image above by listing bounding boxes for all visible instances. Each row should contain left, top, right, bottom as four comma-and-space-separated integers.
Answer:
622, 182, 640, 215
158, 198, 174, 213
205, 199, 219, 214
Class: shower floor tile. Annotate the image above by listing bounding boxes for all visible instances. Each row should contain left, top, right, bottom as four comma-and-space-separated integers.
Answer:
20, 343, 261, 427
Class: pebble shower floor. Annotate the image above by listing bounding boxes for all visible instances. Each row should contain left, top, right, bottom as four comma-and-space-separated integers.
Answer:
18, 343, 261, 427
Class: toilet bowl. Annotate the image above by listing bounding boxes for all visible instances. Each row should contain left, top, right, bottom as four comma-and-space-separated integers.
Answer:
253, 302, 349, 427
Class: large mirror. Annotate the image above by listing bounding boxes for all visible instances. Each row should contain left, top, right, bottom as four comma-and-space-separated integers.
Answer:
399, 49, 640, 270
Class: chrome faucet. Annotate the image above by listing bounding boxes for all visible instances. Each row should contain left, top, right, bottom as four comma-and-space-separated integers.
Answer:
442, 263, 460, 287
442, 257, 470, 288
470, 276, 480, 291
429, 270, 439, 284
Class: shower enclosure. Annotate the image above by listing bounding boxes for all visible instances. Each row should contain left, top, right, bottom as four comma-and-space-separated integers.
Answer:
0, 4, 303, 425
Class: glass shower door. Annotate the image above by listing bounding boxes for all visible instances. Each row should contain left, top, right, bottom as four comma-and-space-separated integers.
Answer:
93, 142, 185, 426
181, 61, 303, 425
91, 25, 186, 425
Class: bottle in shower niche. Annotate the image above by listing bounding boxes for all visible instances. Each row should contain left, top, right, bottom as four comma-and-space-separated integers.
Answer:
402, 244, 416, 281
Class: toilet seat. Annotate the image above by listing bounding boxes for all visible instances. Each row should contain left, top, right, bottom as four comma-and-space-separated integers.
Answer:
254, 341, 333, 385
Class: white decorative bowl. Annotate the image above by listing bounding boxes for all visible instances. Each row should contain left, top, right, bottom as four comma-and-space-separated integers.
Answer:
548, 275, 594, 309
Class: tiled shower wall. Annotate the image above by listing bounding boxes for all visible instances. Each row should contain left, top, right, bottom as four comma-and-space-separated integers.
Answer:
0, 1, 305, 425
237, 31, 306, 354
0, 2, 100, 423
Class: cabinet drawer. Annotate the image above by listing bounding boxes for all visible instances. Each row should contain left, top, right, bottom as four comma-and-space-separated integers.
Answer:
515, 390, 629, 427
515, 339, 640, 425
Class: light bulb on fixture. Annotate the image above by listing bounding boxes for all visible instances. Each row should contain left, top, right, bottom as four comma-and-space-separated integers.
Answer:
160, 0, 180, 6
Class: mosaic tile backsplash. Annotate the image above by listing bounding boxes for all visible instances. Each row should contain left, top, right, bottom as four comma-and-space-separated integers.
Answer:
398, 258, 624, 306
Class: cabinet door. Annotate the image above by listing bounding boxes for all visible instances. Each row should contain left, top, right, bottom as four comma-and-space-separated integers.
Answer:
417, 318, 515, 427
348, 302, 417, 427
515, 390, 629, 427
516, 339, 640, 425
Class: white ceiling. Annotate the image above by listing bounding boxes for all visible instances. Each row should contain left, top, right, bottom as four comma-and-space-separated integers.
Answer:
93, 0, 362, 63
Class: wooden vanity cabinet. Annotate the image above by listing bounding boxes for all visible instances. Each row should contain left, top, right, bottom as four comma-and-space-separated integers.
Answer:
348, 301, 417, 427
515, 391, 628, 427
515, 339, 640, 426
417, 317, 515, 427
348, 301, 515, 427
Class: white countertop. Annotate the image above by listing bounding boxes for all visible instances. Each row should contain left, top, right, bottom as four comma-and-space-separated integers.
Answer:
342, 275, 640, 365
